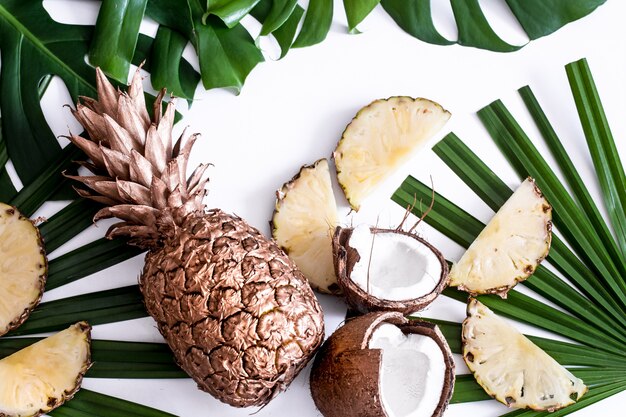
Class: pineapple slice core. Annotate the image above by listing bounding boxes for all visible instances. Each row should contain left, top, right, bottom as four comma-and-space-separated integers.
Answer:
0, 203, 46, 335
369, 323, 446, 417
0, 322, 91, 417
334, 97, 450, 210
273, 159, 339, 294
463, 299, 586, 411
449, 178, 551, 296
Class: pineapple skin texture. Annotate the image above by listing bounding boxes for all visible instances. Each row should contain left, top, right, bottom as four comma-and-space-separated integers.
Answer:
140, 209, 325, 407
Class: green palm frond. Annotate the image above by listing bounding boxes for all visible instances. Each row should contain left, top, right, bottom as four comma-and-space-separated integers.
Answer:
393, 57, 626, 415
49, 389, 177, 417
0, 339, 185, 379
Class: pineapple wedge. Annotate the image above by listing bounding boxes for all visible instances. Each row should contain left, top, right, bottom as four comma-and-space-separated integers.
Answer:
449, 178, 552, 297
334, 97, 450, 210
272, 159, 340, 294
463, 299, 586, 411
0, 203, 46, 336
0, 322, 91, 417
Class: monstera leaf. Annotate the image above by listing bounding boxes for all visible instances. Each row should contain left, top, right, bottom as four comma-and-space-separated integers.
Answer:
0, 0, 199, 197
88, 0, 606, 94
393, 58, 626, 415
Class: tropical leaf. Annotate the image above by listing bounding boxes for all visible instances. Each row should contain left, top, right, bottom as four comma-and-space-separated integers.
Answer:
89, 0, 148, 82
0, 2, 193, 195
82, 0, 606, 98
204, 0, 261, 28
7, 286, 147, 336
477, 100, 626, 308
250, 0, 304, 59
39, 200, 102, 254
50, 389, 177, 417
292, 0, 333, 48
381, 0, 605, 52
146, 0, 263, 93
0, 338, 185, 379
566, 59, 626, 257
47, 238, 143, 291
380, 0, 453, 46
393, 58, 626, 414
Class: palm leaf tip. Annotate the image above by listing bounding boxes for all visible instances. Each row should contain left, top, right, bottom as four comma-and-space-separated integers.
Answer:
393, 57, 626, 414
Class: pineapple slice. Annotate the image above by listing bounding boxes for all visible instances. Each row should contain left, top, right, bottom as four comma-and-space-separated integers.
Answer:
334, 97, 450, 210
0, 203, 46, 336
272, 159, 339, 294
463, 299, 586, 411
449, 178, 552, 297
0, 322, 92, 417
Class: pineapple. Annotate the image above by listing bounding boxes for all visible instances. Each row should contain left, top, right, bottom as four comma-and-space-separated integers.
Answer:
463, 299, 587, 411
66, 69, 325, 407
449, 178, 552, 297
272, 159, 340, 294
0, 203, 46, 336
334, 97, 450, 210
0, 322, 91, 417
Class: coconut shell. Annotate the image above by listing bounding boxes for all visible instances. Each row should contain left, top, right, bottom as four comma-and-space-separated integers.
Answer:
310, 311, 455, 417
333, 227, 449, 315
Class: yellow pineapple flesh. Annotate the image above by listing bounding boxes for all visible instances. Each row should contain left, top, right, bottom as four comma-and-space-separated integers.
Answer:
0, 322, 91, 417
334, 97, 450, 210
449, 178, 552, 297
0, 203, 46, 336
463, 299, 586, 411
272, 159, 339, 294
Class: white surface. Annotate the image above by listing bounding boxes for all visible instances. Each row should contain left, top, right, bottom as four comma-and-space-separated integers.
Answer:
349, 224, 442, 301
369, 323, 446, 417
29, 0, 626, 416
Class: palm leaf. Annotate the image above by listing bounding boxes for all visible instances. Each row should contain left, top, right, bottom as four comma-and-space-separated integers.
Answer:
0, 338, 185, 378
393, 58, 626, 414
7, 286, 147, 336
50, 389, 176, 417
566, 59, 626, 257
39, 200, 102, 254
478, 101, 626, 308
47, 238, 143, 291
433, 133, 626, 331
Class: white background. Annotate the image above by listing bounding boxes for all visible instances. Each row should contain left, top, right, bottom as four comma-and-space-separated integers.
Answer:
22, 0, 626, 416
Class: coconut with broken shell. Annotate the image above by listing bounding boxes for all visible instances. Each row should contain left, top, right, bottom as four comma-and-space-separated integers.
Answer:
333, 225, 449, 315
310, 311, 454, 417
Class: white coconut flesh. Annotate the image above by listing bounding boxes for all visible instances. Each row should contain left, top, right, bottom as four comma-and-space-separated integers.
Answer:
0, 322, 90, 417
449, 178, 551, 295
0, 203, 46, 335
369, 323, 445, 417
348, 225, 442, 301
463, 300, 587, 411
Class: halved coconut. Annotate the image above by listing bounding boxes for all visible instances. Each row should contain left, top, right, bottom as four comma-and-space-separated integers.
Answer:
0, 203, 47, 336
0, 322, 92, 417
463, 299, 586, 411
449, 178, 552, 297
333, 225, 448, 314
334, 97, 450, 211
311, 311, 454, 417
272, 159, 340, 294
